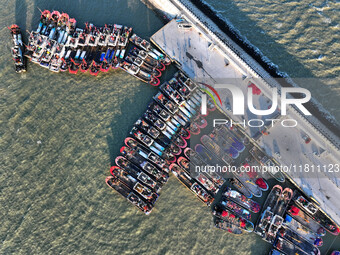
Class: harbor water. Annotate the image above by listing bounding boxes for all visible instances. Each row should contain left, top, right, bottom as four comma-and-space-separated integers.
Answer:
0, 0, 339, 254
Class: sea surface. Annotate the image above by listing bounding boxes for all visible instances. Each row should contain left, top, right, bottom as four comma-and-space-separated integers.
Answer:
202, 0, 340, 122
0, 0, 339, 254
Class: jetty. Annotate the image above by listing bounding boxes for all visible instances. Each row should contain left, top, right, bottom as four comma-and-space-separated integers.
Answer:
146, 0, 340, 227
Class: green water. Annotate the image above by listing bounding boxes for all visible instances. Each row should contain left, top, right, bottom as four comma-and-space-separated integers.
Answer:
1, 0, 339, 254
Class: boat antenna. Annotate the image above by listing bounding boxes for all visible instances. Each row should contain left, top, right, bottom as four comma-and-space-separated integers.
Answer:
37, 7, 43, 14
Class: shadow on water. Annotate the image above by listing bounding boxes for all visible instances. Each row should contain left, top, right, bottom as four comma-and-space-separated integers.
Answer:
15, 0, 27, 30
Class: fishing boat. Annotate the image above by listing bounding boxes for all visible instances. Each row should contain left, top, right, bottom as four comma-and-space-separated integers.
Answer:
110, 156, 162, 193
130, 33, 151, 51
216, 125, 245, 152
143, 110, 175, 139
168, 78, 191, 99
178, 155, 219, 196
160, 83, 186, 106
184, 147, 225, 188
263, 187, 293, 243
153, 92, 178, 115
220, 196, 252, 220
130, 46, 162, 69
249, 147, 285, 182
243, 163, 269, 191
194, 115, 207, 129
134, 118, 161, 140
283, 214, 324, 247
224, 187, 260, 213
105, 176, 153, 215
124, 137, 170, 172
194, 144, 224, 167
170, 163, 214, 206
111, 164, 161, 194
209, 127, 239, 159
254, 185, 282, 237
213, 217, 243, 235
288, 204, 326, 237
179, 128, 190, 140
173, 135, 187, 149
274, 236, 312, 255
213, 205, 254, 232
9, 24, 26, 73
228, 178, 253, 199
118, 26, 132, 47
49, 43, 65, 72
107, 24, 121, 47
89, 60, 100, 76
111, 166, 159, 204
190, 122, 201, 135
293, 191, 339, 235
36, 10, 50, 33
120, 146, 169, 184
174, 72, 197, 91
278, 227, 321, 255
200, 135, 231, 163
232, 168, 262, 198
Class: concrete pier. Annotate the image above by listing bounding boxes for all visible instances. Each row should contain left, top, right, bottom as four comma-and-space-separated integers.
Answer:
145, 0, 340, 226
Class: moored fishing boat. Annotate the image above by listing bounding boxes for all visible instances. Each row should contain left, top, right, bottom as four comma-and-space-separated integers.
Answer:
213, 217, 243, 235
209, 127, 239, 159
283, 214, 324, 247
232, 168, 262, 198
224, 187, 260, 213
254, 185, 282, 237
179, 127, 190, 139
288, 204, 326, 237
111, 166, 159, 204
189, 122, 201, 135
263, 187, 293, 243
220, 196, 252, 220
111, 164, 161, 194
274, 236, 311, 255
124, 137, 170, 173
143, 110, 175, 139
184, 147, 225, 188
278, 226, 321, 255
194, 115, 207, 129
120, 146, 169, 184
249, 147, 285, 182
9, 24, 26, 73
229, 178, 253, 199
293, 191, 340, 235
105, 176, 153, 215
213, 205, 254, 232
179, 155, 220, 196
37, 10, 50, 33
170, 163, 214, 206
153, 92, 178, 115
242, 163, 269, 191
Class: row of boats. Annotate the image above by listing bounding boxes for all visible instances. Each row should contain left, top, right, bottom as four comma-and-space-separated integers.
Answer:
255, 185, 339, 255
106, 71, 211, 213
11, 10, 171, 86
